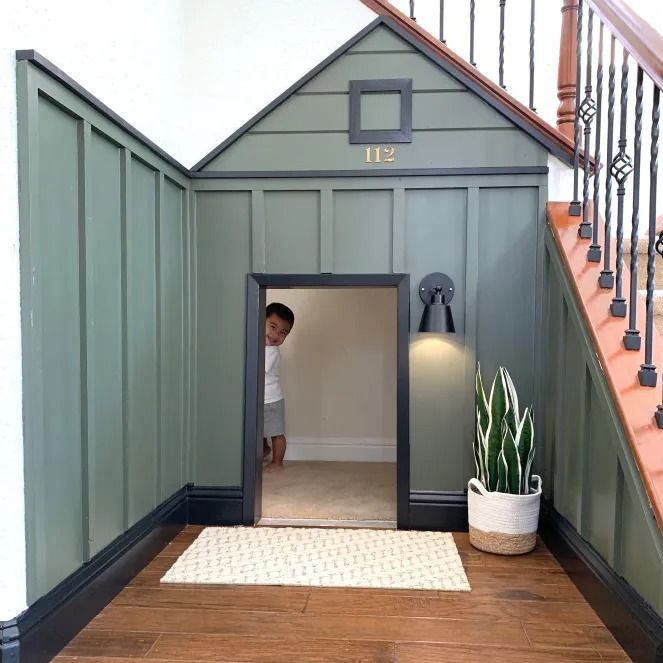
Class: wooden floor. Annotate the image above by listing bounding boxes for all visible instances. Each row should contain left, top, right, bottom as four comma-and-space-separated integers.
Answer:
55, 525, 630, 662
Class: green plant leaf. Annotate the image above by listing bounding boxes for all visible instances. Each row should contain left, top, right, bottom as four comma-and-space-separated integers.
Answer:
496, 448, 508, 493
516, 407, 534, 493
502, 423, 521, 494
500, 370, 518, 439
476, 365, 489, 435
473, 408, 486, 486
502, 367, 520, 424
485, 368, 509, 491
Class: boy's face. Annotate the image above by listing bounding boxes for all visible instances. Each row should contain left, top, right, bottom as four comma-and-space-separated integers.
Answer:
265, 314, 292, 347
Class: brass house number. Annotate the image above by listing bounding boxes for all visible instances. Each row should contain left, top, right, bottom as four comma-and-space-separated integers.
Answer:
364, 146, 396, 164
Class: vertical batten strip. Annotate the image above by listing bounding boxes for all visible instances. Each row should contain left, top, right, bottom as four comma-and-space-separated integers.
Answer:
16, 62, 44, 597
181, 188, 190, 486
251, 190, 266, 273
120, 149, 131, 530
463, 187, 480, 481
155, 172, 164, 502
392, 188, 406, 273
188, 190, 198, 481
78, 120, 92, 562
320, 189, 334, 273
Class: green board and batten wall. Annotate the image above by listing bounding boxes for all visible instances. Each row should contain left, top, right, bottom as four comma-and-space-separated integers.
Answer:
17, 60, 192, 602
16, 22, 550, 605
193, 24, 549, 489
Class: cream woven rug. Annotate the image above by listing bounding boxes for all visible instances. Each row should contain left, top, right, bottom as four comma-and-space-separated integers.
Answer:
161, 527, 470, 591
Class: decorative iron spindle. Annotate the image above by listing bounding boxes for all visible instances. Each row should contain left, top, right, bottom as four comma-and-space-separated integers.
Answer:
642, 85, 661, 390
609, 49, 633, 318
599, 36, 617, 288
529, 0, 536, 110
439, 0, 446, 42
588, 23, 604, 262
624, 67, 644, 350
470, 0, 476, 66
578, 9, 595, 239
569, 0, 583, 216
499, 0, 506, 87
409, 0, 416, 20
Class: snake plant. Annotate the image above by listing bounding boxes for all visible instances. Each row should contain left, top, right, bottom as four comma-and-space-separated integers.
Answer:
475, 365, 534, 494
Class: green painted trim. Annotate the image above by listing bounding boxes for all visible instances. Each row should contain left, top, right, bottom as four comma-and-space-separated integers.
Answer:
251, 191, 266, 273
320, 189, 334, 272
182, 189, 192, 484
120, 148, 131, 532
191, 174, 547, 192
17, 60, 45, 601
463, 187, 480, 482
78, 119, 92, 563
392, 188, 405, 273
189, 193, 199, 483
155, 171, 164, 503
545, 229, 663, 558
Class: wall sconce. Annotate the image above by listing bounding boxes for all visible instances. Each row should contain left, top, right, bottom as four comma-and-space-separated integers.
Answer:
418, 272, 455, 333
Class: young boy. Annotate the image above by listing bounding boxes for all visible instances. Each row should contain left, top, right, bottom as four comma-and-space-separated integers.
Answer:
263, 302, 294, 472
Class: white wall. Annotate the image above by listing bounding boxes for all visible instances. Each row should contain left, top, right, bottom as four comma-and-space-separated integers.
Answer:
266, 289, 397, 462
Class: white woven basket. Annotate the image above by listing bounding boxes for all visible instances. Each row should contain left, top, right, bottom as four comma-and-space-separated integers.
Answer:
467, 475, 542, 555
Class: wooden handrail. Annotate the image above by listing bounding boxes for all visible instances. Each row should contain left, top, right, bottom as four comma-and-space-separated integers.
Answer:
586, 0, 663, 90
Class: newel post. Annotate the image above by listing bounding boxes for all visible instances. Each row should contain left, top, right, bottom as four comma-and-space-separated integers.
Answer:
557, 0, 579, 139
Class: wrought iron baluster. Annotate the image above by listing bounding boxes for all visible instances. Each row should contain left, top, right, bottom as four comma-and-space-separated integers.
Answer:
410, 0, 416, 20
599, 36, 617, 288
624, 67, 644, 350
588, 23, 604, 262
470, 0, 476, 66
529, 0, 536, 110
642, 85, 660, 391
440, 0, 446, 42
570, 0, 583, 216
610, 49, 632, 318
499, 0, 507, 87
578, 9, 595, 239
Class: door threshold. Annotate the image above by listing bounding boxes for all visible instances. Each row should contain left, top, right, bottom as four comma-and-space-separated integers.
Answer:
257, 517, 397, 529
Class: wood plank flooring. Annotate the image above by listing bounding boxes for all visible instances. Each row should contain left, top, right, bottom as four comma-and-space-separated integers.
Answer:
54, 525, 630, 662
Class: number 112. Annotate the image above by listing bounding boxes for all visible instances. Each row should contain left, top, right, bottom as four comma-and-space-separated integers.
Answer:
364, 146, 396, 163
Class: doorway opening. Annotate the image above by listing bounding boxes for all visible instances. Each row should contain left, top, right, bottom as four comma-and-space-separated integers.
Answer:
243, 274, 410, 529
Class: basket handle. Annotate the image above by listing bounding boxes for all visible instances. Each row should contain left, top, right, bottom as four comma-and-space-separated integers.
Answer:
468, 477, 488, 496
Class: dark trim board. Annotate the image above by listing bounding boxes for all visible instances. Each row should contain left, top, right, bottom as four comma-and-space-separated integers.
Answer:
243, 273, 411, 528
409, 491, 469, 531
188, 486, 244, 525
0, 486, 188, 663
540, 503, 663, 663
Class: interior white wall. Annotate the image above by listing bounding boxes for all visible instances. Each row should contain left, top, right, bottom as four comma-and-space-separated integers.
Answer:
266, 289, 397, 462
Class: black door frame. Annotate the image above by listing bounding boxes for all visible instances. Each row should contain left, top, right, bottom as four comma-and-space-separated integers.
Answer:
242, 273, 410, 528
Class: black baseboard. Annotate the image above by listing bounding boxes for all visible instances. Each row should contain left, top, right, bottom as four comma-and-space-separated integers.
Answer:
408, 491, 468, 531
540, 503, 663, 663
0, 486, 188, 663
187, 486, 243, 526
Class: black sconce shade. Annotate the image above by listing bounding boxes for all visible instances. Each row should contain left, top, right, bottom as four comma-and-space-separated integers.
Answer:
418, 272, 455, 333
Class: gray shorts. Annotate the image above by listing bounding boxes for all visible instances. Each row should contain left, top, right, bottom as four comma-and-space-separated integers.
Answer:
264, 399, 286, 438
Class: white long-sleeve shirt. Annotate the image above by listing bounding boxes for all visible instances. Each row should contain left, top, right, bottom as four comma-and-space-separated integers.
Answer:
264, 345, 283, 404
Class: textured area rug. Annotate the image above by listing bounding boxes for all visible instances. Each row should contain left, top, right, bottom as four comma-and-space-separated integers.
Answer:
161, 527, 470, 591
262, 461, 396, 521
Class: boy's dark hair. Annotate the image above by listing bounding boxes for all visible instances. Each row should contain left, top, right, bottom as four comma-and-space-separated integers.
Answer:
266, 302, 295, 327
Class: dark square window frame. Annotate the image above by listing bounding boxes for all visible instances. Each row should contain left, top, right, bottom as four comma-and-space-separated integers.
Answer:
349, 78, 413, 144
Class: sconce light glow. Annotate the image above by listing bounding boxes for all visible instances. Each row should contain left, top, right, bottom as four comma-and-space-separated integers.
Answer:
418, 272, 456, 333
